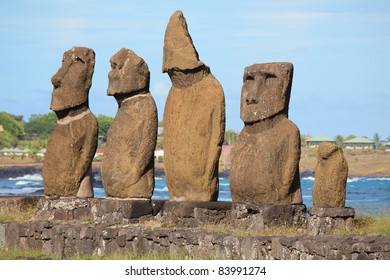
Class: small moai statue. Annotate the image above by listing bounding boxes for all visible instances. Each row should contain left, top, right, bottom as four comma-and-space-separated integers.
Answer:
43, 46, 98, 197
162, 10, 226, 201
312, 142, 348, 207
101, 48, 157, 199
230, 62, 302, 205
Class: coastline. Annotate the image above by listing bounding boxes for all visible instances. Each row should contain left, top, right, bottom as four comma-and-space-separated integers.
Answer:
1, 161, 389, 180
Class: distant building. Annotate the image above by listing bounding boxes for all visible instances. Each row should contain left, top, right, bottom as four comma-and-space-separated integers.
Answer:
37, 148, 46, 157
95, 148, 104, 157
0, 125, 4, 133
220, 143, 233, 169
154, 149, 164, 161
306, 136, 336, 148
384, 142, 390, 152
157, 127, 164, 136
343, 137, 375, 150
0, 148, 29, 156
0, 148, 12, 155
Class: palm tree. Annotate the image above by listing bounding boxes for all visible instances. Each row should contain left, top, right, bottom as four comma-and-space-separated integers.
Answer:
373, 133, 381, 149
335, 135, 343, 147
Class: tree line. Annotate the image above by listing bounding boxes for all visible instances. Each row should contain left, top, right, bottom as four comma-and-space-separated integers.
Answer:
0, 112, 114, 150
1, 111, 388, 151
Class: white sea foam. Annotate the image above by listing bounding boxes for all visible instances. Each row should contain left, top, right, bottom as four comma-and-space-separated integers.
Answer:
347, 177, 362, 183
8, 174, 43, 181
219, 190, 231, 193
302, 176, 315, 181
15, 181, 30, 186
366, 177, 390, 181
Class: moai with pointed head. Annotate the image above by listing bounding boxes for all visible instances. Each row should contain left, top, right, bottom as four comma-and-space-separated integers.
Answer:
162, 10, 226, 201
101, 48, 157, 198
230, 62, 302, 205
312, 142, 348, 207
43, 46, 98, 197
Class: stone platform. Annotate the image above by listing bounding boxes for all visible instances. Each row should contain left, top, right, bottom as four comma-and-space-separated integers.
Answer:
33, 197, 306, 231
0, 196, 307, 231
0, 196, 40, 214
307, 207, 355, 236
163, 201, 306, 230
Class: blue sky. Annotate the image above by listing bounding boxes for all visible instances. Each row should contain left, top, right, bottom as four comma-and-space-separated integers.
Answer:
0, 0, 389, 139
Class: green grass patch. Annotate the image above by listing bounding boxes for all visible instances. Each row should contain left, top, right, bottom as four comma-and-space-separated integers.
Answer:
0, 247, 60, 260
345, 213, 390, 235
0, 206, 36, 223
0, 248, 215, 260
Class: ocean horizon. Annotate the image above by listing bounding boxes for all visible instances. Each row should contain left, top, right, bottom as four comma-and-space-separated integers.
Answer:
1, 174, 390, 215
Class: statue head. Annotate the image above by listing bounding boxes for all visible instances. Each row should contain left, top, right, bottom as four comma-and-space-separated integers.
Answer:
50, 47, 95, 111
107, 48, 150, 96
317, 142, 339, 160
162, 10, 204, 73
240, 62, 293, 123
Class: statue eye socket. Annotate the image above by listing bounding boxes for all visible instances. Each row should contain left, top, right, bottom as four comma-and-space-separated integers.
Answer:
244, 72, 254, 82
264, 73, 277, 87
71, 54, 85, 63
111, 62, 123, 70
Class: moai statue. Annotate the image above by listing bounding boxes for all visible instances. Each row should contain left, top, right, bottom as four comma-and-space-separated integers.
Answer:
162, 10, 225, 201
312, 142, 348, 207
43, 47, 98, 197
230, 62, 302, 205
102, 48, 157, 198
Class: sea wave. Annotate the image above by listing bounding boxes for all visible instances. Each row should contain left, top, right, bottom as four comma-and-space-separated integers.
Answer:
301, 176, 315, 181
365, 177, 390, 181
302, 176, 390, 183
15, 181, 31, 186
8, 174, 43, 181
347, 177, 362, 183
154, 186, 168, 192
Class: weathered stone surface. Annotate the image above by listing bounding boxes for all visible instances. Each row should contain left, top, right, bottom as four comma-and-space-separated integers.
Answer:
308, 207, 355, 218
162, 11, 204, 72
43, 46, 98, 198
162, 201, 231, 226
102, 49, 157, 198
0, 196, 39, 214
312, 142, 348, 207
308, 207, 355, 236
3, 221, 390, 260
230, 203, 306, 230
230, 62, 302, 205
0, 224, 5, 247
35, 197, 155, 225
162, 10, 225, 201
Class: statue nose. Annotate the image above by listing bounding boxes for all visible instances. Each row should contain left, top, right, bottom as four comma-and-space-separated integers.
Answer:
246, 98, 258, 105
245, 89, 258, 105
51, 73, 62, 88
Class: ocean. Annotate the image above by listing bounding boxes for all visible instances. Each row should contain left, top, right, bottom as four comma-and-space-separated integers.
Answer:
1, 174, 389, 215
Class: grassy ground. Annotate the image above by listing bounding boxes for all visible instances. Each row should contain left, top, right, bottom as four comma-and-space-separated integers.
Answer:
0, 156, 41, 165
0, 247, 190, 260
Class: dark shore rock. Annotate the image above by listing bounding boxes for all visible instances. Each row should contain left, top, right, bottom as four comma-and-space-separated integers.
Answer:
0, 164, 42, 179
